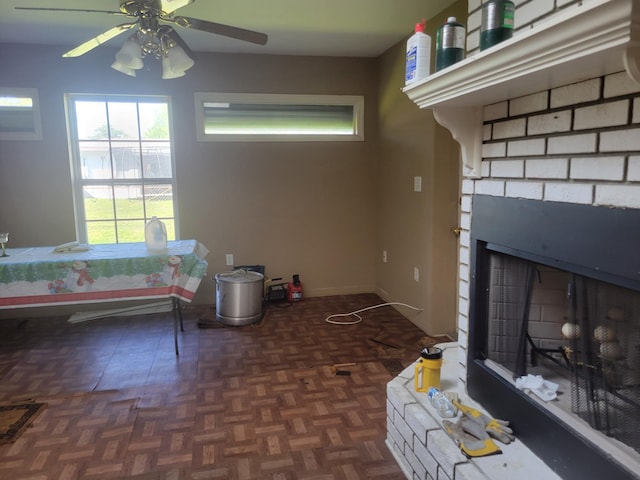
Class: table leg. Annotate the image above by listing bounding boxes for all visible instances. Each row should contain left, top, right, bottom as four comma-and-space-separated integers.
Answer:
172, 297, 184, 355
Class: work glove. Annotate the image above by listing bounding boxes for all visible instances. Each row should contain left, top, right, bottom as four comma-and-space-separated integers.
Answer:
452, 399, 515, 444
442, 418, 502, 458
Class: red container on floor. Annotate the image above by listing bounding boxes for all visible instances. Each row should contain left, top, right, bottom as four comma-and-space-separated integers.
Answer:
287, 282, 303, 302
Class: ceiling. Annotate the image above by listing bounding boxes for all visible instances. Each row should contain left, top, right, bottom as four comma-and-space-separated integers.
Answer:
0, 0, 457, 57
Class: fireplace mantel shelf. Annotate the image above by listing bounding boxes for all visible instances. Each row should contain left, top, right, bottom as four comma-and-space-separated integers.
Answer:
403, 0, 639, 177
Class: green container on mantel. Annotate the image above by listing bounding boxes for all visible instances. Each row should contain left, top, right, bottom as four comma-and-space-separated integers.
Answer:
435, 16, 466, 72
480, 0, 515, 51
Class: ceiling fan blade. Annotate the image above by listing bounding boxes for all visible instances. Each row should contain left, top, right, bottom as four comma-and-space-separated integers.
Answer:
172, 16, 268, 45
62, 22, 138, 58
15, 7, 125, 15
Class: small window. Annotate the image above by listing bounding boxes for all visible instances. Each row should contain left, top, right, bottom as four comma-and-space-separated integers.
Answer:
195, 93, 364, 142
0, 88, 42, 140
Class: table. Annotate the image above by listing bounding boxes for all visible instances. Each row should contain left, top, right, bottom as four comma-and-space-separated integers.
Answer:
0, 240, 209, 353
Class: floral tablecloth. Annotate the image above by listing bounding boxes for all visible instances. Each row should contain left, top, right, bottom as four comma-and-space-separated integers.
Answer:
0, 240, 209, 308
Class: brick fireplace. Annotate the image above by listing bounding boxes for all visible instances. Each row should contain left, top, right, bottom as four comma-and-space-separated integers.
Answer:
393, 0, 640, 478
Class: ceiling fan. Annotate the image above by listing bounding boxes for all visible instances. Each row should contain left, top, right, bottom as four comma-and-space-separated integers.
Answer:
15, 0, 268, 78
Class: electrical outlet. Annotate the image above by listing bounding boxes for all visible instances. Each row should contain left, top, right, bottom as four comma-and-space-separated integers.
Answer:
225, 254, 234, 266
414, 267, 419, 282
383, 250, 387, 263
414, 176, 422, 192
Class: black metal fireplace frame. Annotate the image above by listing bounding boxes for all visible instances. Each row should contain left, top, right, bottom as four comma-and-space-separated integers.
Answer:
468, 195, 640, 480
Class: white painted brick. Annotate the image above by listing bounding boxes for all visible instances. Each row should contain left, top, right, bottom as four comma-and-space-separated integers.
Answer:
634, 98, 640, 124
600, 128, 640, 151
466, 30, 480, 53
507, 138, 546, 156
459, 230, 470, 248
395, 414, 415, 449
457, 312, 468, 333
405, 446, 427, 480
386, 417, 405, 455
467, 7, 482, 31
484, 102, 508, 121
413, 433, 439, 478
458, 330, 468, 353
460, 195, 472, 213
574, 100, 629, 130
460, 212, 471, 230
526, 158, 568, 179
505, 180, 543, 199
604, 71, 640, 98
493, 118, 526, 139
458, 297, 469, 318
388, 381, 417, 415
628, 156, 640, 181
459, 244, 470, 265
547, 133, 597, 154
406, 403, 441, 445
544, 183, 593, 204
427, 429, 468, 480
515, 0, 554, 27
570, 156, 625, 181
461, 179, 475, 195
483, 124, 492, 141
468, 0, 481, 13
527, 110, 571, 135
458, 279, 469, 300
482, 142, 506, 158
481, 160, 491, 177
490, 159, 524, 177
510, 91, 548, 116
551, 78, 601, 108
475, 179, 505, 196
595, 185, 640, 209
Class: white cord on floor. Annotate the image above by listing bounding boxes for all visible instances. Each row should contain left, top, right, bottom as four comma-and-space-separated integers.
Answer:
325, 302, 423, 325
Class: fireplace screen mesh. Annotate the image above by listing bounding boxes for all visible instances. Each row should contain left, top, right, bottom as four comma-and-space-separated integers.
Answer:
486, 251, 640, 454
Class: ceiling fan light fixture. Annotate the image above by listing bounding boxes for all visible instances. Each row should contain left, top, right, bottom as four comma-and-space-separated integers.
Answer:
164, 44, 194, 71
113, 35, 144, 69
110, 60, 137, 77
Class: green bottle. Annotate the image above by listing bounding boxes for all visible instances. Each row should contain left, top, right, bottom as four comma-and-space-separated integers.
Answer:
435, 17, 466, 72
480, 0, 515, 51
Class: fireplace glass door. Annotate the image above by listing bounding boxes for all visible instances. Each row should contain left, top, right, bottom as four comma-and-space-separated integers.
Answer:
486, 250, 640, 454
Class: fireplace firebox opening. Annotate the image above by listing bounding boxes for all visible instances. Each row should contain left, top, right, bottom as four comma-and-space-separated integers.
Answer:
468, 195, 640, 480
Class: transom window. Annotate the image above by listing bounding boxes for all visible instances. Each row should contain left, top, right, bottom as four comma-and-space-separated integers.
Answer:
195, 93, 364, 142
66, 95, 177, 245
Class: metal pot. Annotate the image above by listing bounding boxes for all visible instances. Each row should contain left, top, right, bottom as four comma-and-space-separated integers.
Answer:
215, 270, 264, 326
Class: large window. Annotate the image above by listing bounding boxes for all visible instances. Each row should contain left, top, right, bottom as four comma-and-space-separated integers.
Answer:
66, 95, 177, 245
195, 93, 364, 142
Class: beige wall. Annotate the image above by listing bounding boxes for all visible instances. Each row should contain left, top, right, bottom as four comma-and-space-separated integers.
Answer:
375, 1, 466, 337
0, 1, 464, 332
0, 45, 378, 305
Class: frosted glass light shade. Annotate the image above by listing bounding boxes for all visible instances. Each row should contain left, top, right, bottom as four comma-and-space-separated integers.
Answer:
114, 37, 144, 70
161, 45, 194, 79
111, 60, 137, 77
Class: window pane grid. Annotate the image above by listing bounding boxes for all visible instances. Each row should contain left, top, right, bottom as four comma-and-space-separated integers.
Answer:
69, 95, 176, 245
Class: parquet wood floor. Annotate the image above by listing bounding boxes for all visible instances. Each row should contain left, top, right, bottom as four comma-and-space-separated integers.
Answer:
0, 293, 445, 479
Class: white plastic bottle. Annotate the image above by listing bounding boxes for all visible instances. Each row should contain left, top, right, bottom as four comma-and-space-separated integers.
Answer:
145, 216, 167, 253
427, 387, 457, 418
405, 21, 431, 85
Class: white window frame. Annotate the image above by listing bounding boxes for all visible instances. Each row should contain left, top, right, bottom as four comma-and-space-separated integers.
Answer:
0, 87, 43, 140
194, 92, 364, 142
65, 94, 179, 245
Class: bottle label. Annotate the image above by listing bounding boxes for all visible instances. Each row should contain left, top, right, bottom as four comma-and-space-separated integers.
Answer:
481, 1, 515, 32
406, 46, 418, 82
437, 25, 465, 50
